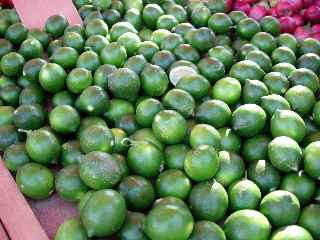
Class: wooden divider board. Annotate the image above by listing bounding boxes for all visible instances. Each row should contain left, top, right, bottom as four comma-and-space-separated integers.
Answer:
11, 0, 82, 29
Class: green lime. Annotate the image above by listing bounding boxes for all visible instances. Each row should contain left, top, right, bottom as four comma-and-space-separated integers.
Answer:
151, 50, 176, 70
152, 110, 187, 144
61, 140, 82, 166
136, 98, 163, 127
77, 86, 109, 115
237, 18, 261, 40
110, 21, 137, 42
84, 35, 109, 54
1, 52, 25, 77
81, 189, 126, 237
223, 209, 271, 240
130, 128, 164, 151
208, 13, 232, 34
93, 64, 116, 89
142, 4, 164, 29
47, 39, 63, 57
280, 172, 315, 206
174, 44, 200, 63
124, 55, 147, 75
127, 141, 163, 178
39, 63, 66, 93
160, 33, 184, 53
108, 68, 140, 100
16, 162, 54, 200
189, 221, 226, 240
144, 204, 194, 240
261, 94, 291, 117
76, 50, 100, 72
242, 135, 270, 163
218, 128, 241, 153
26, 129, 60, 164
303, 141, 320, 179
0, 105, 14, 126
0, 125, 19, 151
141, 63, 168, 96
55, 217, 88, 240
23, 58, 47, 83
55, 164, 89, 202
270, 110, 306, 142
93, 0, 111, 10
245, 50, 272, 73
18, 38, 43, 60
189, 180, 228, 221
297, 53, 320, 73
85, 18, 108, 37
77, 116, 107, 137
189, 124, 221, 149
208, 46, 234, 69
79, 151, 120, 189
167, 4, 187, 23
163, 89, 195, 117
260, 16, 280, 36
215, 151, 245, 187
100, 42, 127, 67
13, 104, 45, 130
118, 175, 155, 211
138, 27, 152, 41
231, 104, 266, 138
4, 142, 30, 172
285, 85, 316, 116
118, 32, 141, 56
228, 179, 261, 212
277, 33, 298, 53
229, 10, 247, 24
157, 14, 178, 30
118, 212, 148, 240
251, 32, 277, 54
260, 190, 300, 227
137, 41, 159, 61
300, 38, 320, 55
212, 77, 241, 105
153, 196, 189, 210
289, 68, 319, 93
248, 160, 281, 193
0, 38, 12, 58
64, 24, 85, 36
191, 6, 210, 27
124, 8, 142, 31
242, 79, 268, 104
66, 68, 93, 94
299, 204, 320, 239
49, 105, 80, 134
229, 60, 265, 84
271, 225, 313, 240
50, 46, 79, 69
189, 27, 215, 53
52, 91, 74, 107
28, 28, 50, 48
239, 43, 259, 59
197, 57, 224, 83
184, 145, 219, 181
176, 74, 210, 100
45, 14, 68, 37
111, 128, 128, 154
272, 62, 296, 77
164, 144, 189, 170
0, 84, 21, 107
104, 99, 134, 123
5, 22, 28, 46
272, 46, 296, 65
263, 72, 289, 94
173, 22, 195, 37
63, 32, 84, 53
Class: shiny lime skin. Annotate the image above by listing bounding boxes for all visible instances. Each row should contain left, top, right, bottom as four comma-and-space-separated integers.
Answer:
13, 104, 45, 130
229, 60, 265, 84
248, 160, 281, 193
196, 100, 231, 129
142, 4, 164, 29
263, 72, 289, 95
260, 16, 280, 36
242, 135, 270, 163
271, 225, 313, 240
49, 105, 80, 134
164, 144, 189, 170
85, 35, 109, 54
228, 179, 261, 212
163, 89, 195, 118
45, 14, 68, 37
93, 64, 116, 89
66, 67, 93, 94
26, 129, 61, 164
104, 99, 134, 123
297, 53, 320, 73
4, 142, 30, 172
79, 151, 121, 190
209, 46, 234, 69
5, 22, 28, 46
23, 58, 47, 83
251, 32, 277, 54
272, 46, 296, 65
151, 50, 176, 70
174, 44, 200, 63
144, 204, 194, 240
299, 204, 320, 239
141, 63, 168, 97
229, 11, 247, 24
111, 128, 127, 154
303, 141, 320, 179
152, 110, 187, 144
270, 110, 306, 142
176, 74, 210, 100
76, 50, 100, 72
16, 163, 54, 200
245, 50, 272, 73
61, 140, 82, 166
189, 180, 228, 222
1, 52, 25, 77
219, 128, 242, 153
0, 84, 21, 107
52, 91, 74, 107
136, 98, 163, 127
109, 22, 138, 42
197, 57, 224, 83
55, 217, 89, 240
77, 86, 109, 115
189, 221, 226, 240
0, 125, 19, 151
237, 18, 261, 40
189, 124, 221, 150
127, 141, 163, 178
0, 106, 14, 126
137, 41, 159, 61
259, 190, 300, 227
280, 172, 315, 206
55, 164, 89, 202
156, 169, 191, 200
81, 189, 126, 237
79, 124, 114, 153
223, 210, 271, 240
300, 38, 320, 55
212, 77, 241, 105
130, 128, 164, 151
115, 114, 140, 135
118, 175, 155, 211
124, 54, 147, 75
85, 19, 108, 37
242, 80, 268, 104
50, 47, 79, 69
19, 38, 43, 60
289, 68, 319, 93
231, 104, 266, 138
39, 63, 66, 93
100, 42, 127, 67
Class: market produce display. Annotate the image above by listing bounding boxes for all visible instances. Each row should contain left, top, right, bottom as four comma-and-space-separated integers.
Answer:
0, 0, 319, 239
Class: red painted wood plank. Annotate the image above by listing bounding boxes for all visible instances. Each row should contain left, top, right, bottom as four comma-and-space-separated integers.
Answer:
0, 160, 49, 240
0, 220, 9, 240
11, 0, 82, 29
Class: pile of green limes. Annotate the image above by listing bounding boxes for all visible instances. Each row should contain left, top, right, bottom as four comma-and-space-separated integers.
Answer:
0, 0, 320, 239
